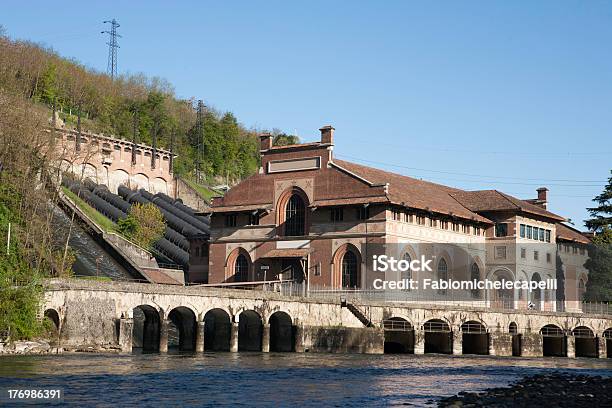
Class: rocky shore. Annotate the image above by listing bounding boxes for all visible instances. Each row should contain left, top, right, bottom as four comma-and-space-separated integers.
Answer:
438, 373, 612, 407
0, 340, 121, 355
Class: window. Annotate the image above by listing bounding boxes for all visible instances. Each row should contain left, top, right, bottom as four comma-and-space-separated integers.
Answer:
285, 194, 306, 236
573, 246, 578, 254
437, 259, 448, 294
495, 223, 508, 237
470, 263, 480, 298
225, 214, 237, 227
452, 222, 460, 232
532, 227, 539, 240
195, 247, 200, 257
520, 224, 526, 238
462, 224, 469, 234
534, 251, 539, 261
314, 263, 321, 276
249, 213, 260, 226
539, 228, 545, 241
546, 253, 551, 263
495, 246, 507, 259
407, 213, 414, 223
521, 248, 526, 259
342, 251, 358, 288
527, 226, 533, 239
331, 207, 344, 222
545, 230, 551, 243
357, 206, 370, 220
416, 215, 425, 225
235, 254, 249, 282
427, 218, 435, 227
440, 220, 448, 230
473, 226, 479, 236
580, 247, 585, 255
401, 253, 411, 290
392, 209, 401, 221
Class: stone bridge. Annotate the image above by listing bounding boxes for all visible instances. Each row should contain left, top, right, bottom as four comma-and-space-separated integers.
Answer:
43, 279, 612, 358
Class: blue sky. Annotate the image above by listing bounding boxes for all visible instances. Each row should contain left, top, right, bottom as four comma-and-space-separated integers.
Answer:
3, 1, 611, 228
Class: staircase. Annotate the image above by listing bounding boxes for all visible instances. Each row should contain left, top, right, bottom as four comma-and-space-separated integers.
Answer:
345, 302, 374, 328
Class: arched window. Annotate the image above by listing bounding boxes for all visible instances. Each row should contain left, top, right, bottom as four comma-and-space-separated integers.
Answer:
235, 254, 249, 282
470, 263, 480, 298
402, 253, 412, 290
437, 258, 448, 294
285, 194, 305, 236
342, 251, 358, 288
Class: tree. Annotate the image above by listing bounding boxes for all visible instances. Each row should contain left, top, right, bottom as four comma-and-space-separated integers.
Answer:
585, 170, 612, 233
273, 133, 300, 147
117, 203, 165, 249
583, 173, 612, 301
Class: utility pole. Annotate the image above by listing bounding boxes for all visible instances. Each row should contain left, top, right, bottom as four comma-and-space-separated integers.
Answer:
195, 100, 205, 184
102, 19, 121, 80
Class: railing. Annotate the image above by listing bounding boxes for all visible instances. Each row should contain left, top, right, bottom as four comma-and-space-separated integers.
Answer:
265, 282, 612, 316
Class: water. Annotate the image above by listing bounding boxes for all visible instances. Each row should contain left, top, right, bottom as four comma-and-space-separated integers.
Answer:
1, 353, 611, 407
50, 205, 132, 280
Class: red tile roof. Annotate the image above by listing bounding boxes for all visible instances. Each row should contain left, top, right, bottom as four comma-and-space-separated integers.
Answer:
450, 190, 566, 222
556, 223, 591, 244
332, 159, 492, 223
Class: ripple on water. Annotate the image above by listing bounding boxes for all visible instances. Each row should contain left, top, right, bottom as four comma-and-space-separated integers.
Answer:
0, 353, 611, 407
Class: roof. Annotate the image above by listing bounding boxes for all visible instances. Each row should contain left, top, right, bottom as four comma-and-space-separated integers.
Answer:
450, 190, 566, 222
556, 223, 591, 244
332, 159, 492, 223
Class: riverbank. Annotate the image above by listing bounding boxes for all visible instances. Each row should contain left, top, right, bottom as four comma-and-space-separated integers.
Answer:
0, 340, 121, 355
438, 373, 612, 407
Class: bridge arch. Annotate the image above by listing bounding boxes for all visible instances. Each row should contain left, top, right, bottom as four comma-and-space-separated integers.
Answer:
573, 325, 598, 358
269, 311, 294, 352
423, 318, 452, 354
132, 304, 161, 352
540, 324, 566, 357
460, 320, 489, 355
238, 310, 263, 351
383, 317, 414, 354
110, 169, 129, 193
509, 321, 521, 356
603, 328, 612, 358
44, 308, 60, 334
204, 308, 231, 351
168, 306, 197, 352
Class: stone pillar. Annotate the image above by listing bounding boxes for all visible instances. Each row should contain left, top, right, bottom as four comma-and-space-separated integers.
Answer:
195, 321, 205, 353
294, 324, 305, 353
159, 319, 170, 353
598, 337, 607, 359
262, 323, 270, 353
118, 318, 133, 353
521, 332, 543, 357
452, 330, 462, 355
230, 322, 239, 352
566, 335, 575, 358
489, 332, 513, 357
414, 330, 425, 355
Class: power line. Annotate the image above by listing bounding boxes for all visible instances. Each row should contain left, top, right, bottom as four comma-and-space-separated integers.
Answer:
347, 138, 612, 157
101, 19, 121, 80
336, 154, 606, 186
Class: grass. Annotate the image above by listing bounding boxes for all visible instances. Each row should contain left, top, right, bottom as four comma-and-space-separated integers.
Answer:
62, 186, 116, 233
74, 275, 113, 282
182, 178, 222, 202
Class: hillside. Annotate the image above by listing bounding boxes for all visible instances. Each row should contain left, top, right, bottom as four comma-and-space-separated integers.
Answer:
0, 26, 259, 185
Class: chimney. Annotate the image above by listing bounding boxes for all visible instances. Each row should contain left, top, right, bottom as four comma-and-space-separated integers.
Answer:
259, 132, 272, 151
320, 125, 335, 145
537, 187, 548, 209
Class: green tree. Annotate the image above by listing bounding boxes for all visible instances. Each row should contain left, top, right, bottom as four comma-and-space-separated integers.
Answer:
117, 203, 165, 249
583, 172, 612, 301
585, 170, 612, 233
273, 133, 300, 146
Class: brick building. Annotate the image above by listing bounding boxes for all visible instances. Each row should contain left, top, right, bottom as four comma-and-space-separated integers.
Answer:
206, 126, 590, 310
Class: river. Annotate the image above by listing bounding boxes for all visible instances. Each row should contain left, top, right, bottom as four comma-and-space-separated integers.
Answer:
1, 353, 611, 407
